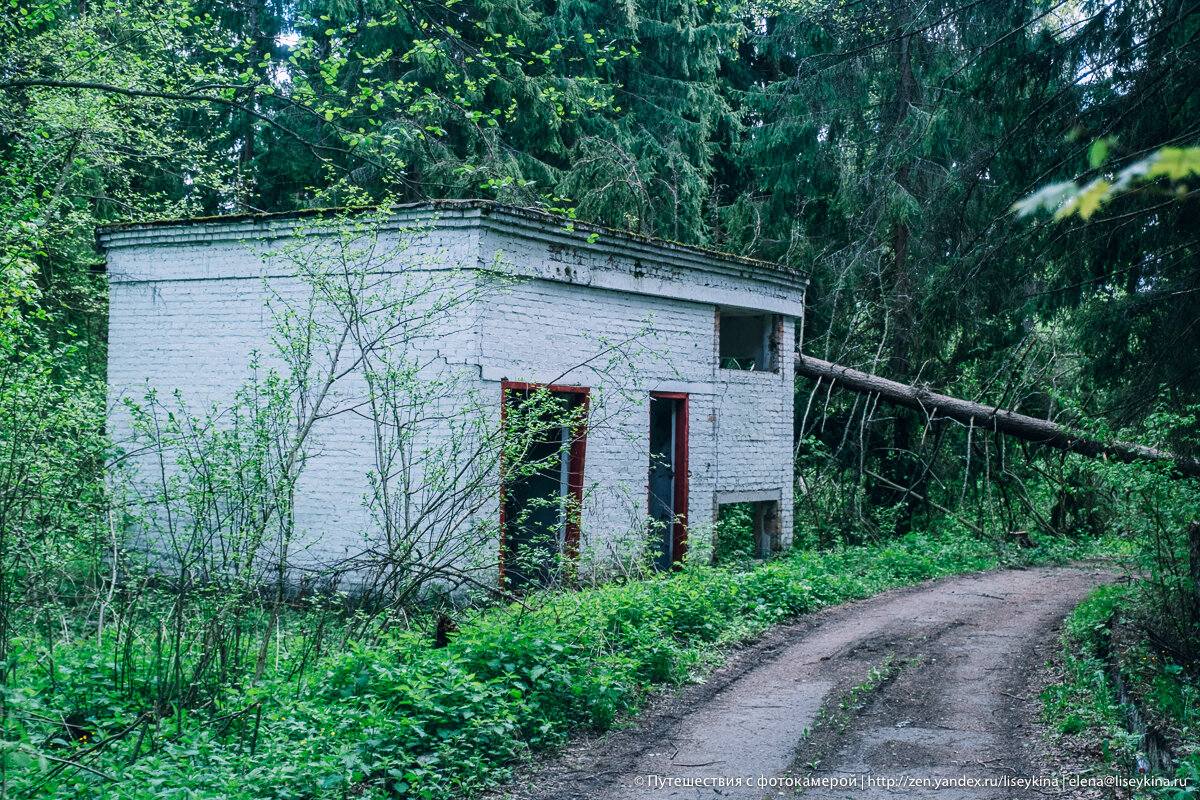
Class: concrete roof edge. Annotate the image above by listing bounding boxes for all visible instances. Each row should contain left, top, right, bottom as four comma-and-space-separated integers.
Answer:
95, 199, 809, 285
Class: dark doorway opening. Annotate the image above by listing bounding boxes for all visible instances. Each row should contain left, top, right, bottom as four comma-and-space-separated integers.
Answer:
648, 393, 688, 569
501, 383, 588, 591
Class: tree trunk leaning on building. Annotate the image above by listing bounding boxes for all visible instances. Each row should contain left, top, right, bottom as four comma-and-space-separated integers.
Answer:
794, 354, 1200, 480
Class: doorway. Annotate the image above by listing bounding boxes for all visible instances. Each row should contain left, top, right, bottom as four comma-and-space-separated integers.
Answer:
648, 393, 688, 569
501, 383, 588, 591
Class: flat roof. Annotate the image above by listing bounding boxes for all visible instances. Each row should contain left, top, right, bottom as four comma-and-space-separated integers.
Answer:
95, 199, 807, 287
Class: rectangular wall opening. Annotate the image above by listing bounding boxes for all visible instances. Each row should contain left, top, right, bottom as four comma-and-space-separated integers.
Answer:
648, 393, 688, 569
717, 308, 781, 371
715, 499, 781, 562
501, 384, 588, 591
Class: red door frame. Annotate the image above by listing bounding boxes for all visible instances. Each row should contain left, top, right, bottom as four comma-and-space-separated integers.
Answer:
499, 381, 589, 587
648, 392, 689, 564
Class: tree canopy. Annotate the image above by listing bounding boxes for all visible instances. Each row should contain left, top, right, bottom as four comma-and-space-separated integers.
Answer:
2, 0, 1199, 533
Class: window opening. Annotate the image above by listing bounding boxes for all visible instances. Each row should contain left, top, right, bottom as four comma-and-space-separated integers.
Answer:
715, 499, 781, 562
718, 308, 780, 371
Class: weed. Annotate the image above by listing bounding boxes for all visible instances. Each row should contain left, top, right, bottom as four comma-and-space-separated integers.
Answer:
9, 530, 1105, 798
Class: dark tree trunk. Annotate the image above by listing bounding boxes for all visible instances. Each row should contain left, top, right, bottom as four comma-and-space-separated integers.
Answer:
1189, 521, 1200, 622
883, 13, 920, 527
238, 1, 263, 209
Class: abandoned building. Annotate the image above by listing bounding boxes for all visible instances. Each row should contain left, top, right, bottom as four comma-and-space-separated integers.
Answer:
100, 200, 807, 588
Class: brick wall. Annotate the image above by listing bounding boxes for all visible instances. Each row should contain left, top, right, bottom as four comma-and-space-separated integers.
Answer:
102, 203, 804, 581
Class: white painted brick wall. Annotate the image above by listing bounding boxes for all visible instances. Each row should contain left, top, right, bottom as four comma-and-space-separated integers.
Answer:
102, 203, 805, 581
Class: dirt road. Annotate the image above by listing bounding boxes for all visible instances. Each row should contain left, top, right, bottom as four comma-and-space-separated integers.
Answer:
494, 565, 1116, 800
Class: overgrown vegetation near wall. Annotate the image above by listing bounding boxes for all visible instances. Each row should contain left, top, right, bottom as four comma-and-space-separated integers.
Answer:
1042, 585, 1141, 772
5, 532, 1094, 799
1041, 583, 1200, 796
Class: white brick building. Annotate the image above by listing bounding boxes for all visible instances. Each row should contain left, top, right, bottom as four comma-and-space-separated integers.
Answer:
100, 201, 807, 590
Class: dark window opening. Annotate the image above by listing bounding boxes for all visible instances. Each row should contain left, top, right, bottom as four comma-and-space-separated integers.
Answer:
648, 393, 688, 569
501, 384, 587, 592
715, 500, 781, 562
718, 308, 780, 371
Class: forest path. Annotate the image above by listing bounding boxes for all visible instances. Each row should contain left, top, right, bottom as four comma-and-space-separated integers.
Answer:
490, 564, 1116, 800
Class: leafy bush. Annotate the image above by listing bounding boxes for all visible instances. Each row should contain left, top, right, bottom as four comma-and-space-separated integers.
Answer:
714, 502, 756, 563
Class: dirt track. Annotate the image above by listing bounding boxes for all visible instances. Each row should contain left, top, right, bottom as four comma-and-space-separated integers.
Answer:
492, 564, 1116, 800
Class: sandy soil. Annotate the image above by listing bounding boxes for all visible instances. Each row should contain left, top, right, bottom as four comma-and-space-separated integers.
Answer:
486, 564, 1117, 800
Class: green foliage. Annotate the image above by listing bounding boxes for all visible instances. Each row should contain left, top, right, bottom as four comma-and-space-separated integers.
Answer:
1042, 585, 1136, 761
714, 501, 755, 563
2, 529, 1084, 798
1080, 411, 1200, 663
1015, 145, 1200, 221
1042, 430, 1200, 787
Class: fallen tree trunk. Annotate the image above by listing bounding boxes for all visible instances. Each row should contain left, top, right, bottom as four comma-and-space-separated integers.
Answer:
794, 353, 1200, 479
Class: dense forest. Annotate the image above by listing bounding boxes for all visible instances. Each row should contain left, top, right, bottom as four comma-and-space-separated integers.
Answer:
2, 0, 1200, 796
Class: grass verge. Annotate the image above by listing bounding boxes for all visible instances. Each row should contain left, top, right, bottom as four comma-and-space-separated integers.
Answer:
1042, 584, 1141, 769
15, 532, 1100, 799
1041, 582, 1200, 798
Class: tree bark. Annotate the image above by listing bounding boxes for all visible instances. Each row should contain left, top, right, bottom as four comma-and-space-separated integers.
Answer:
794, 353, 1200, 479
883, 11, 920, 518
1189, 521, 1200, 621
